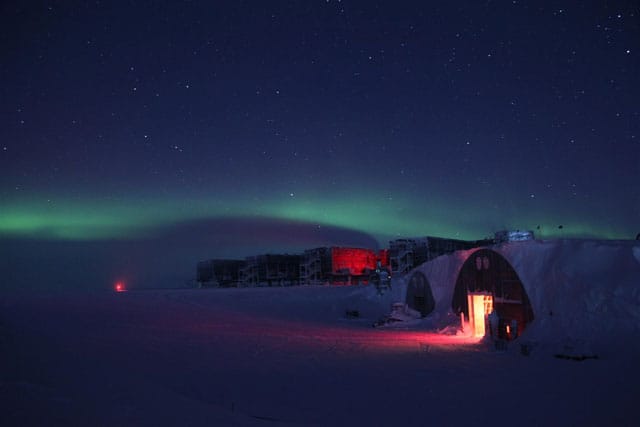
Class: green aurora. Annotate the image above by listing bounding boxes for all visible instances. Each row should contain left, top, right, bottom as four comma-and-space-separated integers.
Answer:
0, 191, 631, 243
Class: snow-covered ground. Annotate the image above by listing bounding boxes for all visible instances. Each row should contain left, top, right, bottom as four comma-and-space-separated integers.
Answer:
2, 239, 640, 426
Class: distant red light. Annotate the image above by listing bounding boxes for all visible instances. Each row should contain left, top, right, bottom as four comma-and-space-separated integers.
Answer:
115, 282, 125, 292
331, 247, 377, 276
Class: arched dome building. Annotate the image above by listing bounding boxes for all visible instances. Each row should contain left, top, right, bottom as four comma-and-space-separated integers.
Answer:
402, 239, 640, 351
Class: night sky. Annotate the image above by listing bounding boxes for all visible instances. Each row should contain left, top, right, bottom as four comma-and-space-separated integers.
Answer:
1, 1, 639, 261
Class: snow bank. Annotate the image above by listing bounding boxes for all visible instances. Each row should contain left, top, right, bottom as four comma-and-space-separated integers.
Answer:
404, 239, 640, 353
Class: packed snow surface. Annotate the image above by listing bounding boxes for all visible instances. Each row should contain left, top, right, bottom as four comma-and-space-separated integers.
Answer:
2, 239, 639, 426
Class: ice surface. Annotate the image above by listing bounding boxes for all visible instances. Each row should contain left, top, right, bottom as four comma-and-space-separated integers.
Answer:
2, 239, 640, 426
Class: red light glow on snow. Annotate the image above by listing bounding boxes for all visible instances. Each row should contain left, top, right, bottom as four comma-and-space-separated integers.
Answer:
115, 282, 126, 292
258, 325, 484, 354
176, 310, 483, 354
80, 297, 484, 357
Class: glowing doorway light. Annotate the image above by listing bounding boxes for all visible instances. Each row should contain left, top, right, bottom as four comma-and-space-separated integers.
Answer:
115, 282, 126, 292
467, 292, 493, 338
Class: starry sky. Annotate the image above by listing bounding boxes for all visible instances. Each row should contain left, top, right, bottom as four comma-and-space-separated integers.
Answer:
1, 1, 639, 259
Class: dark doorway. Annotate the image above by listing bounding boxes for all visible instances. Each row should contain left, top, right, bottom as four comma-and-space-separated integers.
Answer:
406, 271, 435, 317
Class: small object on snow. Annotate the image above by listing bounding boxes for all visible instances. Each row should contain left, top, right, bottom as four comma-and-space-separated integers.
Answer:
494, 339, 507, 351
554, 339, 598, 361
554, 353, 598, 361
252, 415, 281, 422
372, 317, 400, 327
520, 341, 536, 356
345, 309, 360, 319
114, 282, 126, 292
372, 303, 421, 327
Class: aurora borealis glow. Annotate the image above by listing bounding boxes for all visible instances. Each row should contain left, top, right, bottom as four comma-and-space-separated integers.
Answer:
1, 1, 639, 259
1, 187, 632, 244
